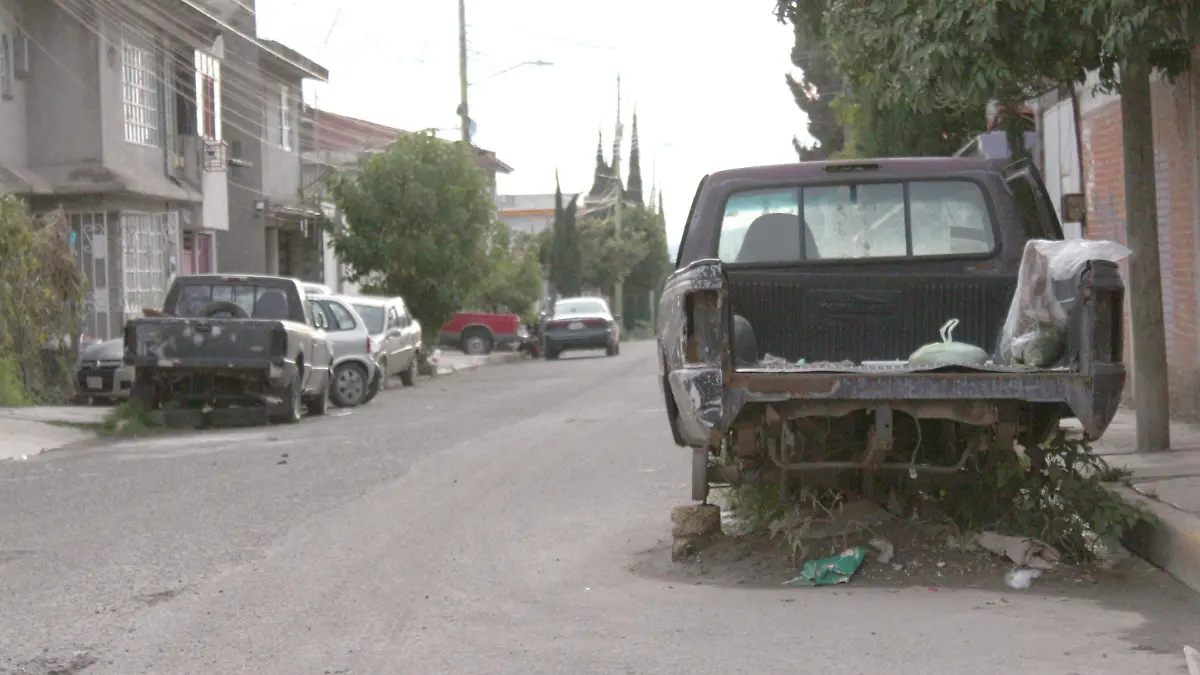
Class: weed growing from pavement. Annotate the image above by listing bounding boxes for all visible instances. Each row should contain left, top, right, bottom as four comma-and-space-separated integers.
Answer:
724, 430, 1153, 564
942, 430, 1151, 562
102, 401, 165, 436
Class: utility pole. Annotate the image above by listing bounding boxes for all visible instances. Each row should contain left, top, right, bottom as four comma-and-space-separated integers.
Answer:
457, 0, 470, 143
612, 75, 624, 321
1121, 50, 1171, 451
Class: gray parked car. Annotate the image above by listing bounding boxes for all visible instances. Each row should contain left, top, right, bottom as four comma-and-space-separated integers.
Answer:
308, 294, 382, 408
346, 295, 422, 389
75, 338, 134, 404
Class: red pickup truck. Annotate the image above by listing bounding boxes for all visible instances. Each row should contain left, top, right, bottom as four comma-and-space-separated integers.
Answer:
439, 312, 525, 355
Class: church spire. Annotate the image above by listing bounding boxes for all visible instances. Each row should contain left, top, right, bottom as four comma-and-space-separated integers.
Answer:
587, 127, 612, 200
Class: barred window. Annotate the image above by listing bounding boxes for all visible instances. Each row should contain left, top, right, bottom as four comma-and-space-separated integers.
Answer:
122, 41, 160, 146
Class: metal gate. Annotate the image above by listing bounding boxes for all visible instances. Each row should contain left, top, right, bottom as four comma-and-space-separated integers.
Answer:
68, 212, 115, 340
121, 212, 180, 317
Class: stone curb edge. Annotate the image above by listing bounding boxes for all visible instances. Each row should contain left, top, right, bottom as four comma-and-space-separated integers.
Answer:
435, 351, 525, 376
1107, 483, 1200, 595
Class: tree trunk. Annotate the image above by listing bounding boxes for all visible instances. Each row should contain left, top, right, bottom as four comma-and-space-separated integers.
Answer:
1120, 54, 1171, 451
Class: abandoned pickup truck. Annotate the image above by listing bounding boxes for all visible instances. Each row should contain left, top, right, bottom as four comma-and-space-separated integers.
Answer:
124, 274, 334, 423
657, 157, 1128, 502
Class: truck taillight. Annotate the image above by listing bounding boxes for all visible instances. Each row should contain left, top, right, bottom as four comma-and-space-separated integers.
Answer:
685, 289, 722, 364
1092, 285, 1124, 363
272, 326, 288, 357
366, 335, 372, 353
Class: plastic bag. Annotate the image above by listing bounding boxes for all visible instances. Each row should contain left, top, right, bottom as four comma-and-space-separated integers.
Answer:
908, 318, 989, 367
998, 239, 1132, 365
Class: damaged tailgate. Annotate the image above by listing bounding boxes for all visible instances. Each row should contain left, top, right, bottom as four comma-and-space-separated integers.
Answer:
124, 317, 286, 370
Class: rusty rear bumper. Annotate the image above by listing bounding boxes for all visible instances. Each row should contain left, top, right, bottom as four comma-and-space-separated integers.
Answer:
666, 363, 1125, 447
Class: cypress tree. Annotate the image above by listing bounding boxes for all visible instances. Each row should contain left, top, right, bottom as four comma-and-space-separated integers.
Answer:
625, 110, 643, 205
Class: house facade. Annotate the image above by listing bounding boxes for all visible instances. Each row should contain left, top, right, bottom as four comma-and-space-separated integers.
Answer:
496, 192, 580, 236
1032, 50, 1200, 418
0, 0, 232, 341
208, 0, 327, 281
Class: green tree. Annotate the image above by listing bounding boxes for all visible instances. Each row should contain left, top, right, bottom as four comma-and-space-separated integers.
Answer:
578, 215, 644, 294
549, 182, 583, 297
475, 226, 544, 323
326, 132, 495, 336
776, 0, 985, 159
806, 0, 1191, 448
625, 112, 644, 205
621, 204, 671, 326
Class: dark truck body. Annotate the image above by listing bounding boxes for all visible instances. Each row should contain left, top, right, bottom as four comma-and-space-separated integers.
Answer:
123, 274, 334, 422
657, 157, 1126, 501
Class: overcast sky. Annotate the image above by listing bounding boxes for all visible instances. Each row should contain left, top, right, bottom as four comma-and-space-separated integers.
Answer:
257, 0, 807, 248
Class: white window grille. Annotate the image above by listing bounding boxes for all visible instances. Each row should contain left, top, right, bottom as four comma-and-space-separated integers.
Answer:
280, 85, 292, 150
122, 40, 160, 146
121, 212, 179, 315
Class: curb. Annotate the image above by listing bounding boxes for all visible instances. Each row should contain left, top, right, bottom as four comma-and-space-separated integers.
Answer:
1108, 483, 1200, 595
435, 351, 525, 376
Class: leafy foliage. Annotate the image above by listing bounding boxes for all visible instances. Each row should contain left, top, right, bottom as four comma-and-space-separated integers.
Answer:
778, 0, 845, 159
940, 431, 1150, 562
475, 226, 545, 323
325, 132, 496, 334
0, 194, 83, 404
578, 215, 643, 294
775, 0, 984, 159
815, 0, 1191, 118
549, 187, 583, 298
620, 204, 672, 326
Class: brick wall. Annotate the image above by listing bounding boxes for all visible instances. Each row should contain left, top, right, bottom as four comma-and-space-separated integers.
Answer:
1081, 66, 1200, 418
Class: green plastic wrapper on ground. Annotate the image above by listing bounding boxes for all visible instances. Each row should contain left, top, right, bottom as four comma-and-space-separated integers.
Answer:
784, 547, 867, 586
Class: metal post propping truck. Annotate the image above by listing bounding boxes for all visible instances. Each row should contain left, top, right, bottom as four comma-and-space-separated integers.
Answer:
123, 274, 335, 424
656, 158, 1127, 502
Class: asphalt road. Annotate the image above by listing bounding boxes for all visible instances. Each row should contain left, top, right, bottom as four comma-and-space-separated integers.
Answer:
1, 341, 1198, 675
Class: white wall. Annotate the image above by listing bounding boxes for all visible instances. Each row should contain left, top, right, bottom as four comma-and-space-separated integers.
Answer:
1040, 99, 1084, 239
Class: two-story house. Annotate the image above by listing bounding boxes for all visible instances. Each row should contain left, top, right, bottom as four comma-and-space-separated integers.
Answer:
187, 0, 327, 282
0, 0, 232, 341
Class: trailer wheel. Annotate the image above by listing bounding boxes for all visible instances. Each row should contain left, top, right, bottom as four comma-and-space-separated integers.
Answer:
691, 447, 710, 503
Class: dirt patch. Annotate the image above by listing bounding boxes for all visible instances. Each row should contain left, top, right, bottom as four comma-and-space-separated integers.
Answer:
631, 509, 1136, 594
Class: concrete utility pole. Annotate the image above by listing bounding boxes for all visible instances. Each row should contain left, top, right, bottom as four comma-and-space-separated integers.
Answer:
1120, 50, 1171, 451
457, 0, 470, 143
612, 75, 624, 320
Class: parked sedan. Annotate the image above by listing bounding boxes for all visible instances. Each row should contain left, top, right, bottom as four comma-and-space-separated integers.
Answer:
542, 296, 621, 359
346, 295, 423, 389
308, 294, 381, 408
75, 338, 134, 404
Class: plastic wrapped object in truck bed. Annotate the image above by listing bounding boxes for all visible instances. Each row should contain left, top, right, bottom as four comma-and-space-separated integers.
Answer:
998, 239, 1131, 367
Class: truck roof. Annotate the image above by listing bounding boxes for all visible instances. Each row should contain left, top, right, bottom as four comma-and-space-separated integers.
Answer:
173, 274, 300, 285
706, 157, 1011, 184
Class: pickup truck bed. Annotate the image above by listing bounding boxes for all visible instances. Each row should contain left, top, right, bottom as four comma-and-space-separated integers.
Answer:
657, 157, 1128, 502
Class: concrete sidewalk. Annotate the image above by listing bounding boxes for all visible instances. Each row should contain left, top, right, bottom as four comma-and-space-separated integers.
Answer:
1076, 409, 1200, 595
0, 406, 108, 462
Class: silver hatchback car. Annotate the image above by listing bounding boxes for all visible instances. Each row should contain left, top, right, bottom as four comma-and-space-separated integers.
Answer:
307, 294, 382, 408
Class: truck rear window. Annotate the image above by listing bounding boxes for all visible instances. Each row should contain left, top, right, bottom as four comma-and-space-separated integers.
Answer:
718, 180, 996, 263
174, 284, 292, 319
